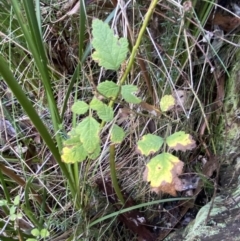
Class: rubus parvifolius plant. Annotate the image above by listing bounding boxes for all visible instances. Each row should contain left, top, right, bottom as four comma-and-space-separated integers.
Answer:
61, 19, 196, 196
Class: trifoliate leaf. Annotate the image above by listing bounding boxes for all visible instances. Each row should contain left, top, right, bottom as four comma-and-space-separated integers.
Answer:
97, 105, 114, 122
75, 117, 100, 153
92, 19, 129, 70
61, 143, 87, 163
166, 131, 196, 151
110, 124, 125, 144
121, 85, 141, 104
160, 95, 175, 112
137, 134, 164, 156
143, 153, 184, 196
97, 80, 120, 98
71, 101, 89, 115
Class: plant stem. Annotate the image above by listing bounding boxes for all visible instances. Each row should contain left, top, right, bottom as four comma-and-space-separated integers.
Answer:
109, 144, 124, 204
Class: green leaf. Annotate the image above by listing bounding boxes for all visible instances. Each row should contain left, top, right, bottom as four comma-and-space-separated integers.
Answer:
40, 229, 50, 238
97, 105, 114, 122
97, 80, 120, 98
26, 239, 37, 241
160, 95, 175, 112
31, 228, 40, 237
13, 195, 20, 206
61, 143, 88, 163
110, 124, 125, 144
10, 206, 16, 215
0, 200, 7, 206
89, 97, 105, 111
143, 153, 184, 196
63, 135, 81, 146
71, 101, 89, 115
76, 117, 100, 153
92, 19, 129, 70
121, 85, 141, 104
137, 134, 164, 156
166, 131, 196, 151
10, 213, 17, 221
90, 97, 114, 121
88, 144, 101, 159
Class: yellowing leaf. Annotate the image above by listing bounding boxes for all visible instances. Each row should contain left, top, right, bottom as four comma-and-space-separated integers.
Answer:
110, 124, 125, 144
137, 134, 164, 156
61, 143, 87, 163
92, 19, 129, 70
71, 101, 89, 115
166, 131, 196, 151
160, 95, 175, 112
75, 117, 100, 153
97, 80, 120, 98
121, 85, 141, 104
143, 153, 184, 196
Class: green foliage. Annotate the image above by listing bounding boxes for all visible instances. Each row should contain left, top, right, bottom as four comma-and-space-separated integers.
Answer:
97, 80, 120, 98
137, 131, 196, 195
92, 19, 129, 70
0, 195, 22, 221
26, 228, 50, 241
71, 101, 89, 115
76, 116, 100, 153
61, 18, 195, 199
137, 134, 164, 155
110, 125, 125, 144
121, 85, 141, 104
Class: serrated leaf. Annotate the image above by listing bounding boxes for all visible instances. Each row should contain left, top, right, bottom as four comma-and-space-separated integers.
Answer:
71, 101, 89, 115
88, 144, 101, 159
143, 153, 184, 196
76, 117, 100, 153
160, 95, 175, 112
89, 97, 105, 111
61, 145, 86, 164
97, 80, 120, 98
110, 124, 125, 144
97, 105, 114, 121
89, 97, 114, 121
166, 131, 196, 151
61, 143, 88, 163
63, 135, 81, 146
92, 19, 128, 70
137, 134, 164, 156
121, 85, 141, 104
